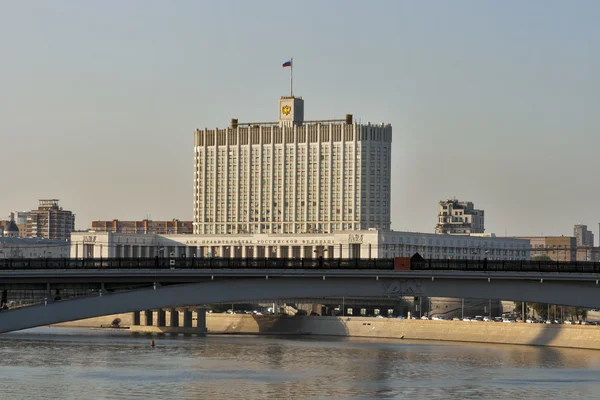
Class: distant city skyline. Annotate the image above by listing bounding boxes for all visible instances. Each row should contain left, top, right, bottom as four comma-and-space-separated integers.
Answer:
1, 1, 599, 236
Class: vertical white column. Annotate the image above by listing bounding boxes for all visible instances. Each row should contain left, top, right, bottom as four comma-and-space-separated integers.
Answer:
277, 246, 282, 258
224, 126, 230, 234
242, 246, 247, 258
202, 129, 208, 235
258, 126, 263, 233
236, 127, 241, 233
343, 244, 351, 258
269, 127, 275, 232
292, 125, 298, 233
365, 127, 371, 228
316, 125, 321, 232
304, 127, 309, 231
340, 125, 346, 227
214, 132, 219, 234
352, 124, 357, 230
281, 127, 287, 232
328, 125, 333, 233
247, 137, 252, 235
185, 246, 191, 258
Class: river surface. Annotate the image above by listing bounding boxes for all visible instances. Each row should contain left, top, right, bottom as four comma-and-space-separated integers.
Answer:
1, 328, 600, 399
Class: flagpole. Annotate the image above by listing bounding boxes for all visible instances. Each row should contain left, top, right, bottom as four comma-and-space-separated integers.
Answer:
290, 57, 293, 97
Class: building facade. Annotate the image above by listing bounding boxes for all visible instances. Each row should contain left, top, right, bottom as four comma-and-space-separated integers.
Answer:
92, 219, 193, 234
26, 200, 75, 240
574, 224, 594, 247
516, 236, 577, 262
0, 237, 70, 259
0, 212, 30, 238
71, 230, 530, 261
435, 199, 484, 235
193, 96, 392, 236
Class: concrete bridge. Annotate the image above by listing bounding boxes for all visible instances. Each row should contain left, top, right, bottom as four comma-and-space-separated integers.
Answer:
2, 268, 600, 333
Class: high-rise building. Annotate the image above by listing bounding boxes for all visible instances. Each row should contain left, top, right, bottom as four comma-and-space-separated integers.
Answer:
92, 219, 193, 234
435, 199, 484, 235
193, 96, 392, 235
574, 224, 594, 247
26, 199, 75, 240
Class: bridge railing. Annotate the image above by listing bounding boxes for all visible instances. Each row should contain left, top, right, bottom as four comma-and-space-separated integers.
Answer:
410, 259, 600, 274
0, 257, 599, 273
0, 257, 396, 270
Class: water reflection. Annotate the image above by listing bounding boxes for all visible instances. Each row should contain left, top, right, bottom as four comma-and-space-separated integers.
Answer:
0, 329, 600, 399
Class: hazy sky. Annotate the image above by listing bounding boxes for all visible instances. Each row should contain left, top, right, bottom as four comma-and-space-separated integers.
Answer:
1, 1, 599, 238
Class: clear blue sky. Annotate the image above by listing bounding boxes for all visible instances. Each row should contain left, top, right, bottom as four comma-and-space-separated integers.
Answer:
1, 1, 599, 238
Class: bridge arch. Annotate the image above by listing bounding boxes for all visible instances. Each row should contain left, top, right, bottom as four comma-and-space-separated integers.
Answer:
2, 276, 600, 333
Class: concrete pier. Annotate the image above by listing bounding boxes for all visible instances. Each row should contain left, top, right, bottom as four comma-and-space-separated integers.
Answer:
183, 309, 193, 328
168, 309, 179, 327
195, 307, 206, 334
132, 311, 140, 326
143, 310, 153, 326
157, 309, 166, 327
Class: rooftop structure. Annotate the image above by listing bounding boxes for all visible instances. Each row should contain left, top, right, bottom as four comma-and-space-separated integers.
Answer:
92, 219, 193, 235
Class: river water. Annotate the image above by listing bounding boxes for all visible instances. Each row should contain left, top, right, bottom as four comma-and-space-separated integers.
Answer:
1, 328, 600, 399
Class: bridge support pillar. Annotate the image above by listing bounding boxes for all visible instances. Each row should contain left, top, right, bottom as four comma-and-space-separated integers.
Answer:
183, 309, 193, 328
169, 308, 179, 327
157, 309, 166, 327
195, 307, 207, 335
144, 310, 153, 326
132, 311, 140, 326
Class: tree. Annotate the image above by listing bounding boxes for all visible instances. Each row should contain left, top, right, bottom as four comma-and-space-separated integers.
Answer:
514, 301, 551, 319
563, 307, 587, 321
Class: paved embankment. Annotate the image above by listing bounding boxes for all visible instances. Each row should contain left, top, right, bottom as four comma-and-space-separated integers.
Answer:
51, 314, 600, 350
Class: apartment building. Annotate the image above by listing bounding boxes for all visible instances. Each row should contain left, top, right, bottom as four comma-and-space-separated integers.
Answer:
26, 199, 75, 240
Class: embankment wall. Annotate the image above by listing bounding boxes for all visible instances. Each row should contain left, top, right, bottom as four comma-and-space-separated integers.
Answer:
52, 314, 600, 350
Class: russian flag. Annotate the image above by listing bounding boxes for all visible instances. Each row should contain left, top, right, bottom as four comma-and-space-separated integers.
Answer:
282, 60, 292, 68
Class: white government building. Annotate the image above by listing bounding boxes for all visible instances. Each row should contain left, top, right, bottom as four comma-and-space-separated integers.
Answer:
193, 96, 391, 235
71, 230, 529, 260
71, 95, 530, 260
